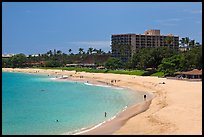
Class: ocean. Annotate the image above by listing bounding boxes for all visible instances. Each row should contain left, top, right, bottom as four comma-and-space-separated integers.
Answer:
2, 72, 143, 135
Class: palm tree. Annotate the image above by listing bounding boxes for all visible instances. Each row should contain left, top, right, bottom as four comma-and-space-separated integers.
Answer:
54, 49, 57, 56
56, 50, 62, 55
78, 48, 84, 54
93, 48, 97, 54
87, 47, 93, 54
184, 37, 190, 50
179, 38, 185, 47
47, 50, 53, 57
189, 40, 195, 48
164, 36, 173, 47
68, 49, 72, 54
97, 49, 103, 54
195, 42, 201, 47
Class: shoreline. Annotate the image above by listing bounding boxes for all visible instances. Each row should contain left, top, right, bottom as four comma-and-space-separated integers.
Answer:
2, 68, 202, 135
74, 95, 154, 135
3, 68, 153, 135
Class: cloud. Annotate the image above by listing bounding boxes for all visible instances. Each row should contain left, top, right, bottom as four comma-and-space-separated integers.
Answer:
41, 30, 61, 33
155, 18, 181, 23
161, 18, 180, 22
155, 18, 181, 26
55, 41, 112, 53
183, 9, 202, 14
66, 41, 111, 49
160, 23, 177, 26
195, 21, 201, 24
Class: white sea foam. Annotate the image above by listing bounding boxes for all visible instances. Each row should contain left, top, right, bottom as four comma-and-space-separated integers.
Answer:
68, 115, 117, 135
95, 84, 112, 88
84, 82, 113, 88
50, 78, 57, 80
84, 82, 93, 86
112, 87, 124, 90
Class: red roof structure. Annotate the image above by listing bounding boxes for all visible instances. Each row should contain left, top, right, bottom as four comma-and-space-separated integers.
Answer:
179, 69, 202, 75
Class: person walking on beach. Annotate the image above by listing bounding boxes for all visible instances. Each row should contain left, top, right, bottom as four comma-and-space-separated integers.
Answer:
105, 112, 107, 117
144, 94, 147, 101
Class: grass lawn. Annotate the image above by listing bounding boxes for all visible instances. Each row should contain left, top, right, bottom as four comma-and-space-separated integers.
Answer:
150, 71, 165, 77
37, 67, 164, 76
38, 67, 146, 76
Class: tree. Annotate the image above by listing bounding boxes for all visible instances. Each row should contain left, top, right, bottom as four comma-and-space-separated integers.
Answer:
158, 54, 185, 76
182, 46, 202, 70
68, 49, 72, 54
47, 50, 53, 56
136, 48, 152, 69
54, 49, 57, 56
105, 58, 123, 69
56, 50, 62, 55
45, 60, 62, 67
2, 58, 12, 68
93, 48, 97, 54
97, 49, 103, 54
10, 53, 27, 68
158, 45, 202, 75
195, 42, 201, 47
184, 37, 190, 50
179, 38, 185, 47
124, 60, 133, 69
111, 44, 131, 62
189, 40, 195, 48
78, 48, 84, 54
131, 47, 178, 70
180, 37, 199, 51
164, 36, 173, 47
87, 47, 93, 54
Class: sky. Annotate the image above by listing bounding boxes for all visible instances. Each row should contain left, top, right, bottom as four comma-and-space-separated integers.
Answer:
2, 2, 202, 55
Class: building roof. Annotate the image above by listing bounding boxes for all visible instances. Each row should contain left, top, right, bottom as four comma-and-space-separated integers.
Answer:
66, 63, 95, 67
2, 54, 15, 57
111, 30, 179, 37
175, 69, 202, 75
23, 61, 46, 65
112, 33, 179, 37
112, 33, 135, 36
96, 66, 105, 69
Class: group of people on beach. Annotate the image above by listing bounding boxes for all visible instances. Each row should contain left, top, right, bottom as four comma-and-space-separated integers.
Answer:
110, 79, 118, 83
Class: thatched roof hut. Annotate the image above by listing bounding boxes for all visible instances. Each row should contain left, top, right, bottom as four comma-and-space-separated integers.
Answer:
175, 69, 202, 79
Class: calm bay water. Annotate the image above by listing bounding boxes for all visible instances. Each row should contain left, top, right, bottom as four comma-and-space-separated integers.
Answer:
2, 72, 143, 135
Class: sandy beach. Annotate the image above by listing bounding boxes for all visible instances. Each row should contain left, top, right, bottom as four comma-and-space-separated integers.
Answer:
2, 68, 202, 135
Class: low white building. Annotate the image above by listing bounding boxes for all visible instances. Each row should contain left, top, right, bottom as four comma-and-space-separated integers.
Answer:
2, 54, 15, 58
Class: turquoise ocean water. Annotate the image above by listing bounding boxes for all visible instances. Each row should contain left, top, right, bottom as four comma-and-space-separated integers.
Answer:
2, 72, 143, 135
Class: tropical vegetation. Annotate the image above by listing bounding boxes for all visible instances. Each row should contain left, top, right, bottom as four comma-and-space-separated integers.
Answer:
2, 37, 202, 77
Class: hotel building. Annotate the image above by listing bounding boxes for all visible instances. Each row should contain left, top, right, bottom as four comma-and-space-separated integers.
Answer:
111, 29, 179, 62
